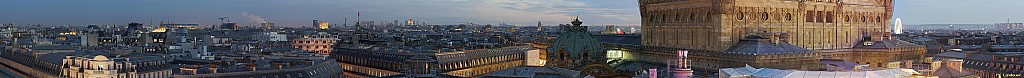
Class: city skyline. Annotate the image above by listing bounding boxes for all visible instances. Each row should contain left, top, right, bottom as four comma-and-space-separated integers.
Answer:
2, 0, 1023, 78
4, 0, 1022, 26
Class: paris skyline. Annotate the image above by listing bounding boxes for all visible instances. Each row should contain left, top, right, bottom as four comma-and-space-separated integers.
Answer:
1, 0, 1021, 26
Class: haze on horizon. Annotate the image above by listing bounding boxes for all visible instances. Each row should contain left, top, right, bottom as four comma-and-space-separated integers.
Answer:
0, 0, 1020, 27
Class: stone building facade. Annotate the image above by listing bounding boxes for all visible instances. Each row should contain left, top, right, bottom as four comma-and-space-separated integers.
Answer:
638, 0, 908, 77
639, 0, 894, 51
292, 34, 336, 56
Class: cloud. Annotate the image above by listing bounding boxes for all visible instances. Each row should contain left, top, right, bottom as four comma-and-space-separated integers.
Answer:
241, 12, 266, 23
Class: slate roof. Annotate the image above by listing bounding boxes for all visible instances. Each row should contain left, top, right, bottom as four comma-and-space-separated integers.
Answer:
936, 52, 966, 59
933, 61, 974, 78
724, 36, 812, 55
480, 66, 581, 78
720, 65, 919, 78
31, 45, 75, 50
594, 34, 641, 45
853, 39, 922, 49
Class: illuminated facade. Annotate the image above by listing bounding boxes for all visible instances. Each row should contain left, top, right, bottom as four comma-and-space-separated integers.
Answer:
318, 22, 330, 29
292, 34, 336, 56
637, 0, 912, 77
406, 18, 416, 26
639, 0, 894, 51
260, 22, 275, 30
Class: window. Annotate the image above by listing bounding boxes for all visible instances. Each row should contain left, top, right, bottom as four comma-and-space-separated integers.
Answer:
690, 12, 697, 21
662, 14, 668, 22
706, 11, 713, 20
816, 11, 824, 22
738, 13, 745, 20
862, 16, 867, 22
786, 13, 793, 21
806, 11, 814, 22
762, 12, 769, 20
675, 13, 681, 22
845, 15, 851, 22
826, 12, 834, 23
876, 16, 882, 22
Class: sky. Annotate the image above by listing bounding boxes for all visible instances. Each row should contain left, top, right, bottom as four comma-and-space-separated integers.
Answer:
0, 0, 1021, 27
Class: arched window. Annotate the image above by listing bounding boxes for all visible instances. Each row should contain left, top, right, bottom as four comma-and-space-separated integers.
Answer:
662, 14, 668, 22
762, 12, 769, 20
676, 13, 681, 22
876, 16, 882, 22
690, 12, 697, 21
738, 12, 745, 20
786, 13, 793, 21
862, 16, 867, 22
845, 15, 851, 22
706, 11, 713, 20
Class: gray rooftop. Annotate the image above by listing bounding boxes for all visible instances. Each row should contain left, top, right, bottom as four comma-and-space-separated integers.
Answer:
724, 36, 812, 55
480, 66, 581, 78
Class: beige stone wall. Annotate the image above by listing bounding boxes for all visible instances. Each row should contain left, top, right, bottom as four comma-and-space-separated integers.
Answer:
640, 0, 894, 51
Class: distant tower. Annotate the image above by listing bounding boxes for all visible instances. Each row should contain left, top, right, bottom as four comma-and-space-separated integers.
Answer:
313, 20, 319, 28
406, 18, 416, 26
128, 22, 143, 31
537, 21, 543, 31
894, 18, 903, 34
261, 22, 274, 30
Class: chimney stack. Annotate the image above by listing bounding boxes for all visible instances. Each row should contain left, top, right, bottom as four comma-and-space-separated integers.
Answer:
244, 64, 257, 71
272, 62, 285, 69
179, 65, 198, 75
208, 64, 218, 74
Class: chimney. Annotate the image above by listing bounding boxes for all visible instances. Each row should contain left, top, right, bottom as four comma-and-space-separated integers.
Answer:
179, 65, 198, 75
272, 62, 284, 69
244, 64, 257, 71
208, 64, 218, 74
870, 32, 891, 41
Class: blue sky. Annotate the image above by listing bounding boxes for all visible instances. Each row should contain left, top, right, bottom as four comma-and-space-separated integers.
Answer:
0, 0, 1020, 27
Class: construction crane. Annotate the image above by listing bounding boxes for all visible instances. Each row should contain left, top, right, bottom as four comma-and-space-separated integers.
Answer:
219, 17, 230, 23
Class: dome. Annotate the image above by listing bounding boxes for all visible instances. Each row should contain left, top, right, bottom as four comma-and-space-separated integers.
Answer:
92, 55, 110, 61
151, 26, 167, 32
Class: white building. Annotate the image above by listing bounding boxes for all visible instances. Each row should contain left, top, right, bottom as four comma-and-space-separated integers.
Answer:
254, 32, 288, 42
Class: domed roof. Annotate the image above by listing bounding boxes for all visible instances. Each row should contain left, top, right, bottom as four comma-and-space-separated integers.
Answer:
92, 55, 110, 61
151, 26, 167, 32
151, 22, 167, 32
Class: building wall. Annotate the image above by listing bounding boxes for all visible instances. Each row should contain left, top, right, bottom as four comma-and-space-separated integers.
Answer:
640, 0, 893, 51
963, 55, 1024, 78
821, 46, 926, 68
59, 55, 174, 78
330, 45, 530, 77
292, 35, 336, 56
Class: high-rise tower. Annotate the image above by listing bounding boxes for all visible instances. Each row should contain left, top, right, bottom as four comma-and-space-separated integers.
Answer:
537, 21, 543, 32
